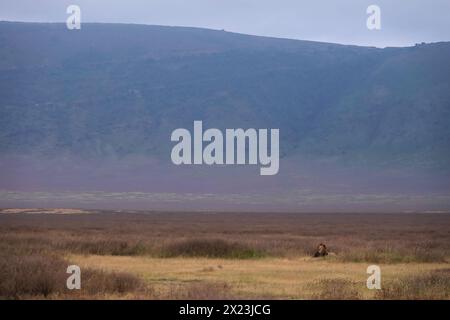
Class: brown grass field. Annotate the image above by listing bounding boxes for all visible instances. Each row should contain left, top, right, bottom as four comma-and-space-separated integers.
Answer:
0, 209, 449, 299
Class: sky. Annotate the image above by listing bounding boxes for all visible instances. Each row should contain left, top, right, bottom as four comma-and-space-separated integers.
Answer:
1, 0, 449, 47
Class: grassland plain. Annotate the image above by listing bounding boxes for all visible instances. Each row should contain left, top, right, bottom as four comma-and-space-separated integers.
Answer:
0, 209, 449, 299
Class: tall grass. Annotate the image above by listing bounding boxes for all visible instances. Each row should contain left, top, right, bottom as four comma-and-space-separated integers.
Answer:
164, 282, 238, 300
1, 212, 448, 262
0, 252, 147, 299
310, 279, 362, 300
376, 269, 450, 300
338, 247, 447, 263
160, 239, 267, 259
57, 239, 148, 256
0, 253, 67, 299
1, 211, 449, 299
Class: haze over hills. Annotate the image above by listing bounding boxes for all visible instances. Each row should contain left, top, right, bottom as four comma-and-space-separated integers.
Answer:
0, 22, 449, 211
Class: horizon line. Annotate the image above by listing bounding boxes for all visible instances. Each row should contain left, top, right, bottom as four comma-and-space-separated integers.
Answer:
3, 19, 449, 50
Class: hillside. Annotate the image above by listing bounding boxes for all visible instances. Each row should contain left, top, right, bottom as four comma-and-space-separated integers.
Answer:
0, 22, 449, 210
1, 22, 449, 166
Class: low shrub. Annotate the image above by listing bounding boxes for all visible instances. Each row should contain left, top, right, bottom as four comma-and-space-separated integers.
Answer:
160, 239, 266, 259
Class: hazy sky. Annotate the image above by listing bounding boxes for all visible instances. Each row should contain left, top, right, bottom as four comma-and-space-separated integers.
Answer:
1, 0, 449, 47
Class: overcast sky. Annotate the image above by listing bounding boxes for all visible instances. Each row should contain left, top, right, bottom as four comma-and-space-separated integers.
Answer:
1, 0, 449, 47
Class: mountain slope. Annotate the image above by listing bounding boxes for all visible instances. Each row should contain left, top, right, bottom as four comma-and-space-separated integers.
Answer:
0, 22, 449, 168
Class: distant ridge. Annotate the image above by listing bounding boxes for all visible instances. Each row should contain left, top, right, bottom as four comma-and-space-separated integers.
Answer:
0, 22, 450, 210
1, 22, 449, 168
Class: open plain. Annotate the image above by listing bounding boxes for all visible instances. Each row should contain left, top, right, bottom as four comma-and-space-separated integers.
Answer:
0, 209, 449, 299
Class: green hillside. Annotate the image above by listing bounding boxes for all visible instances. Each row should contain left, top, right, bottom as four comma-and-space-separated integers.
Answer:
1, 22, 449, 169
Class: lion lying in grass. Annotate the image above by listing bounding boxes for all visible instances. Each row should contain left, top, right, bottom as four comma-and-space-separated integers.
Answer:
313, 243, 328, 257
313, 243, 336, 257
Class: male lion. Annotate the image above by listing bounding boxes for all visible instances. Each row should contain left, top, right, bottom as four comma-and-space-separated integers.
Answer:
313, 243, 329, 257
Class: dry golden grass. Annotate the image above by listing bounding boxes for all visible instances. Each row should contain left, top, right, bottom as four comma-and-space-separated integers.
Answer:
69, 254, 449, 300
0, 211, 449, 299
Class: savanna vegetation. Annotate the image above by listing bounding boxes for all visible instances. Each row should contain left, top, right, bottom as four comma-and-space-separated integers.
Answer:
0, 209, 449, 299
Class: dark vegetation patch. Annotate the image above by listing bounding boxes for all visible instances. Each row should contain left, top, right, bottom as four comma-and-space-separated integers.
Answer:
160, 238, 267, 259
